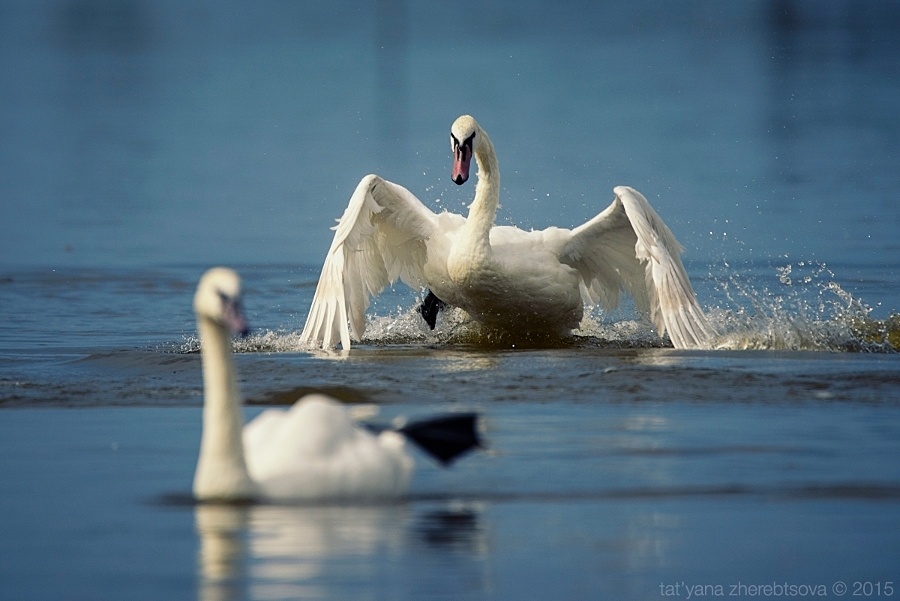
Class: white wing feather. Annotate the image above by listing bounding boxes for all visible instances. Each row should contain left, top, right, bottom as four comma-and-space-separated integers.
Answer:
300, 175, 438, 350
563, 186, 715, 348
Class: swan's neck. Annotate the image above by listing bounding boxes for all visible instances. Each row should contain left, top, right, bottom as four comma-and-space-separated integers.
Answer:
193, 317, 257, 500
461, 131, 500, 258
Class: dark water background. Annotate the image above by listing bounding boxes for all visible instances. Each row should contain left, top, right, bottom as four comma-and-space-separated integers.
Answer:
1, 1, 899, 600
3, 0, 899, 270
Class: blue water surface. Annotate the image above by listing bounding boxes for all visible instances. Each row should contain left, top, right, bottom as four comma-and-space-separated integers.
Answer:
1, 1, 898, 271
1, 2, 899, 601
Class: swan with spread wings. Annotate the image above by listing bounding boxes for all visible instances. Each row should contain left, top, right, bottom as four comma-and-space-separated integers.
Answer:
300, 115, 714, 350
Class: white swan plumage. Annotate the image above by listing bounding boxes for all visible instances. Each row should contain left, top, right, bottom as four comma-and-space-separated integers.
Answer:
192, 267, 414, 502
300, 115, 715, 350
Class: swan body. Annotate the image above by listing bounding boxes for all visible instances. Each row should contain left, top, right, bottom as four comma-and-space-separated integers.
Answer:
192, 268, 413, 502
301, 115, 714, 350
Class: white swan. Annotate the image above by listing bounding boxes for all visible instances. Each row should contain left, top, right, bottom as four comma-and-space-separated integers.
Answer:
301, 115, 715, 350
192, 267, 480, 502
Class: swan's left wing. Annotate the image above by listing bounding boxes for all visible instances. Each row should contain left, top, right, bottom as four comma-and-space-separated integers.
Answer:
561, 186, 715, 349
300, 175, 438, 350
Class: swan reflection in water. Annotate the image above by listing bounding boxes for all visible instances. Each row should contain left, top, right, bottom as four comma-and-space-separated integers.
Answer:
195, 501, 487, 601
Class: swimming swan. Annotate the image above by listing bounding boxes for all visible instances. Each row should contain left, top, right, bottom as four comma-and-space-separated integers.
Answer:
192, 267, 480, 502
301, 115, 714, 350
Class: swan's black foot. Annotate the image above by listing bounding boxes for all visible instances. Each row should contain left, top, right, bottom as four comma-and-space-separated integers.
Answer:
419, 290, 447, 330
364, 412, 483, 466
398, 412, 482, 466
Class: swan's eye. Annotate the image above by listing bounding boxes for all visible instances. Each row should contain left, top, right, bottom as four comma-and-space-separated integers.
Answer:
217, 290, 241, 314
216, 289, 249, 336
451, 133, 474, 152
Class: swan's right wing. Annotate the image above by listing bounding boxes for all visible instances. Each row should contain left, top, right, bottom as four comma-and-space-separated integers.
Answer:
300, 175, 438, 350
561, 186, 715, 349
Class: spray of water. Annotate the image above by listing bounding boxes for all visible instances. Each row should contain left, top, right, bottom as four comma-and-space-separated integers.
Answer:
705, 260, 896, 352
174, 261, 896, 354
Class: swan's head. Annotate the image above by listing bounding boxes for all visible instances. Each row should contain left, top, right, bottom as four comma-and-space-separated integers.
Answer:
450, 115, 480, 185
193, 267, 250, 336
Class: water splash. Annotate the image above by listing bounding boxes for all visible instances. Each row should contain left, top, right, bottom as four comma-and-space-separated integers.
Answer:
352, 262, 897, 352
172, 262, 896, 354
705, 260, 896, 352
360, 300, 666, 350
170, 330, 310, 354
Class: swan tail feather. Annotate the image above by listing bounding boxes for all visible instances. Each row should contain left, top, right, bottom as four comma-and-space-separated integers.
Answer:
300, 176, 380, 350
299, 252, 353, 350
300, 175, 436, 350
615, 186, 717, 349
